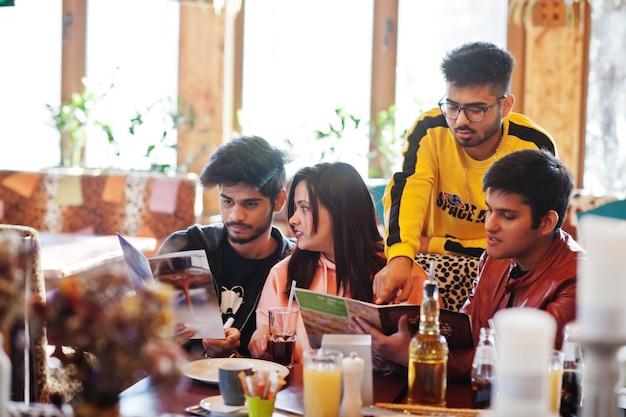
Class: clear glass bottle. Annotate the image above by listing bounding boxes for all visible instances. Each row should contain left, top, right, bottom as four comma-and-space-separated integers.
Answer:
470, 327, 498, 409
560, 324, 584, 417
407, 280, 449, 406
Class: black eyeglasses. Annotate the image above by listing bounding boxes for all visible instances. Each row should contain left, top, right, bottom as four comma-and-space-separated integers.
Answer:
438, 96, 507, 123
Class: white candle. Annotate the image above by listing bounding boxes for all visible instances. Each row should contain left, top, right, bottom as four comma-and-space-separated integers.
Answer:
577, 215, 626, 341
493, 308, 556, 417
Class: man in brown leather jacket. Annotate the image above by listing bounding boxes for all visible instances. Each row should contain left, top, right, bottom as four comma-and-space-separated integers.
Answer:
447, 148, 585, 382
348, 149, 583, 382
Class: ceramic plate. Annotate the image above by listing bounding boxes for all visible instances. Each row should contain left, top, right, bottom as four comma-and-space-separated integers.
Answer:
199, 395, 248, 417
180, 357, 289, 384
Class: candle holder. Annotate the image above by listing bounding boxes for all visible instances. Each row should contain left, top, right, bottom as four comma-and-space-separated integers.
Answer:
578, 332, 626, 417
575, 216, 626, 417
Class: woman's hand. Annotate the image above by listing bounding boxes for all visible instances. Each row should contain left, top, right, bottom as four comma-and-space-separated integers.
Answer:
248, 326, 271, 360
351, 314, 411, 366
202, 327, 241, 358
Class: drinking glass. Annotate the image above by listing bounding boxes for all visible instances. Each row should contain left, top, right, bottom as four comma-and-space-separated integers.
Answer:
548, 349, 565, 414
303, 349, 343, 417
268, 307, 298, 367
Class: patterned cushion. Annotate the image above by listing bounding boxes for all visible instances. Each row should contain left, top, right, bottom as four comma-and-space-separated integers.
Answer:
0, 169, 200, 248
414, 253, 479, 312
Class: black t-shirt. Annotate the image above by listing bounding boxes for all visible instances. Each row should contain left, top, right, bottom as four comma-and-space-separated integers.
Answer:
505, 265, 528, 309
170, 224, 293, 358
216, 239, 281, 356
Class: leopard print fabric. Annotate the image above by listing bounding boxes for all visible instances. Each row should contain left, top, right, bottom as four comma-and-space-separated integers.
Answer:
0, 225, 83, 404
415, 253, 479, 312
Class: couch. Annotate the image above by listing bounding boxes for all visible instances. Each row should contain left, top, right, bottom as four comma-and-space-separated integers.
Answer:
0, 169, 202, 255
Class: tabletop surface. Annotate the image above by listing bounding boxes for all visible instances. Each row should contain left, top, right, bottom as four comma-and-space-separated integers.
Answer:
118, 363, 472, 416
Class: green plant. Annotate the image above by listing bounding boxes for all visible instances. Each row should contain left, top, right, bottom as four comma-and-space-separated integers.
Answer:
285, 106, 405, 179
46, 78, 114, 168
127, 97, 203, 174
368, 105, 407, 179
48, 81, 205, 173
311, 107, 363, 161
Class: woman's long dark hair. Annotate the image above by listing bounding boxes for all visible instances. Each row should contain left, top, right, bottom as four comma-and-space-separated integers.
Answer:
285, 162, 385, 302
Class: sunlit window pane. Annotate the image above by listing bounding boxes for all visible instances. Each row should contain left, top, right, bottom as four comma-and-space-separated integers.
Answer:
241, 0, 373, 178
0, 0, 62, 170
85, 0, 179, 171
395, 1, 508, 139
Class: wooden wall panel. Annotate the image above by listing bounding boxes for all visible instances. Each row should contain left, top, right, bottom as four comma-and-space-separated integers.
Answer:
178, 6, 226, 217
518, 3, 589, 188
369, 0, 398, 178
507, 13, 526, 112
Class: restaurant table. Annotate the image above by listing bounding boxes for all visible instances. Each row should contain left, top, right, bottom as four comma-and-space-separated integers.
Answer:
119, 363, 473, 416
39, 232, 157, 280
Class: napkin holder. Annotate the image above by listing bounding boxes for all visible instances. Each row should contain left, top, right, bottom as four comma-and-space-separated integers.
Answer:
321, 334, 373, 406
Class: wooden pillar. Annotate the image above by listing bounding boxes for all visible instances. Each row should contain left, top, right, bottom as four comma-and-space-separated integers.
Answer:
178, 1, 242, 219
507, 3, 526, 112
232, 0, 244, 134
507, 1, 590, 188
60, 0, 87, 166
369, 0, 398, 179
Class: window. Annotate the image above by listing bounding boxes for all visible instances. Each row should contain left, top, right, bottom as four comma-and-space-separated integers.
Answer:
0, 0, 180, 172
584, 1, 626, 193
240, 0, 374, 177
0, 0, 62, 170
85, 0, 180, 170
395, 1, 508, 138
241, 1, 508, 179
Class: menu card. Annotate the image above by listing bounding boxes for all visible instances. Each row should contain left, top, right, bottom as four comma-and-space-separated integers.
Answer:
118, 233, 225, 340
295, 288, 473, 350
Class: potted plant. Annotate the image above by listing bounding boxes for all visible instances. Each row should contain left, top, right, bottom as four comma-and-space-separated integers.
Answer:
46, 78, 114, 168
127, 97, 202, 174
285, 105, 405, 180
47, 79, 204, 174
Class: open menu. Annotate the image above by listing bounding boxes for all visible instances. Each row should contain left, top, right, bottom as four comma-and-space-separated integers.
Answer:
118, 233, 225, 340
294, 288, 474, 350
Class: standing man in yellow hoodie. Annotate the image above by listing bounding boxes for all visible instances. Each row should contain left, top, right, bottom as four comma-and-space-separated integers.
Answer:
374, 42, 557, 304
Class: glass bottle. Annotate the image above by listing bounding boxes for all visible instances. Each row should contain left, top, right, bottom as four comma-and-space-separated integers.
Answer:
407, 280, 449, 406
560, 324, 584, 417
470, 327, 498, 409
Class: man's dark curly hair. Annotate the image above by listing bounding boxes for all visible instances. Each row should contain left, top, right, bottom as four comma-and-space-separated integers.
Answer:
199, 135, 288, 202
441, 42, 515, 97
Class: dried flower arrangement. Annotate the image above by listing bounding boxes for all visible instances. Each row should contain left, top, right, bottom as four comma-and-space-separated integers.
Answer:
31, 272, 186, 410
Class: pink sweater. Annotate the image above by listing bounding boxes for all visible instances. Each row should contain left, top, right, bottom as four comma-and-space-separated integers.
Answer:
256, 254, 427, 363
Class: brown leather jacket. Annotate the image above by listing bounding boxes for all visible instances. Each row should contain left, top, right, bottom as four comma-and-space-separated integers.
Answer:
448, 229, 585, 382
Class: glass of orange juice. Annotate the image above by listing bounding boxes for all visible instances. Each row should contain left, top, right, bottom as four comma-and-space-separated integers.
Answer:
548, 349, 565, 414
303, 349, 343, 417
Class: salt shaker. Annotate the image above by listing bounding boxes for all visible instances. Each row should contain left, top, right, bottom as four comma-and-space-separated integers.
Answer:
339, 352, 364, 417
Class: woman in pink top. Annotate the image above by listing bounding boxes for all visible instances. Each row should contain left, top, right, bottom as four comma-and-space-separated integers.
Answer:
248, 162, 427, 364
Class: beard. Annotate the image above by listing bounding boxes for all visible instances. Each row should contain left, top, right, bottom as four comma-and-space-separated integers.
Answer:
454, 111, 503, 150
226, 212, 273, 245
